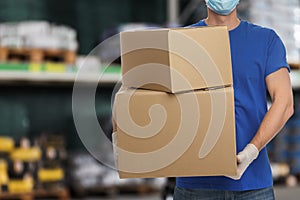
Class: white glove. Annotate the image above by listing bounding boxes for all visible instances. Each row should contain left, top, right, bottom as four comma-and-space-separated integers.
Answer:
227, 143, 259, 180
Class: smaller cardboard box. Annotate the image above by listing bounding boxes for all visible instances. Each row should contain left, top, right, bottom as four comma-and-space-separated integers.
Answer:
120, 26, 232, 93
114, 87, 237, 178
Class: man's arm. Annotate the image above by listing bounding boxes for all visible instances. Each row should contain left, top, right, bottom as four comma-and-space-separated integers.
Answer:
251, 68, 294, 150
228, 68, 294, 180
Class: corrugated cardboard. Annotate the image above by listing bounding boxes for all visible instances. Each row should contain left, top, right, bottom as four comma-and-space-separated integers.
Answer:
114, 87, 237, 178
120, 26, 232, 93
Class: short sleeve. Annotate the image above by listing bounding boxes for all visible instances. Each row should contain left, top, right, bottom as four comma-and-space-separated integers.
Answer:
265, 31, 290, 77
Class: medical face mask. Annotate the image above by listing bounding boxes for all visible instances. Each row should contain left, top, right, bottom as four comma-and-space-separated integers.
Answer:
205, 0, 239, 16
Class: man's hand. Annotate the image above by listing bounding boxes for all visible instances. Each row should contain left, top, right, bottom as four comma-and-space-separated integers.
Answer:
227, 144, 259, 180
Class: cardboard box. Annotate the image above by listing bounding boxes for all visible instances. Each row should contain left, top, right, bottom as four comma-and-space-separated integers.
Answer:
120, 26, 232, 93
114, 87, 237, 178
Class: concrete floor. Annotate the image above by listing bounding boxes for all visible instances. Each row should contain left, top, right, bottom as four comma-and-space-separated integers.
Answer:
73, 186, 300, 200
274, 186, 300, 200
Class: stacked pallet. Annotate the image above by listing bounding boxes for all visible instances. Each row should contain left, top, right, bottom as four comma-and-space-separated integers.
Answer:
0, 187, 68, 200
68, 151, 166, 197
0, 21, 78, 70
289, 63, 300, 70
0, 47, 76, 65
0, 134, 69, 200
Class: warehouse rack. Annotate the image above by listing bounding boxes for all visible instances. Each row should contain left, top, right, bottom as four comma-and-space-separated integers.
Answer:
0, 47, 76, 65
0, 67, 298, 88
0, 63, 121, 85
0, 187, 69, 200
0, 70, 120, 84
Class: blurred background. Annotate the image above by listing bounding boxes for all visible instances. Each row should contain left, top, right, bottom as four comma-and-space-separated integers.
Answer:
0, 0, 299, 199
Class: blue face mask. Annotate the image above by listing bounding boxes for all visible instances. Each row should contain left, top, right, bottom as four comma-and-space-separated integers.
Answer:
205, 0, 239, 16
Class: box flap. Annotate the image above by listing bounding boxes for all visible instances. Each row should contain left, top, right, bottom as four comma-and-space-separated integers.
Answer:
168, 26, 232, 92
120, 30, 172, 91
120, 30, 169, 54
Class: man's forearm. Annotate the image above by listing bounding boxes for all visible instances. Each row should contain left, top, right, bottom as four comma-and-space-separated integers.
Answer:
251, 99, 294, 151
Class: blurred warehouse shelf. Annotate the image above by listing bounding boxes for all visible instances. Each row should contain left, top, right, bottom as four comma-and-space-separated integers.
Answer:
0, 65, 299, 87
0, 64, 121, 84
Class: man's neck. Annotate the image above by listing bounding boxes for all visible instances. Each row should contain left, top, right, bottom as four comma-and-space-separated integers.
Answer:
205, 9, 240, 31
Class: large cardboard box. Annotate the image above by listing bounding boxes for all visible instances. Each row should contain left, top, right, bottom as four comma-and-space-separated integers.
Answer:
114, 87, 237, 178
120, 26, 232, 93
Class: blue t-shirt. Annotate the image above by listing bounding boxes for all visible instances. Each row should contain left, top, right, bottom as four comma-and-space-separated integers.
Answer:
176, 20, 289, 191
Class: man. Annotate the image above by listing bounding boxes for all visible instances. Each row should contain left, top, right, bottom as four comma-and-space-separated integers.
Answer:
174, 0, 294, 199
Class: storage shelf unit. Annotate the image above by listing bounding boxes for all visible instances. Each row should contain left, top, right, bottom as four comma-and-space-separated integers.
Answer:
0, 71, 121, 84
0, 69, 299, 88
